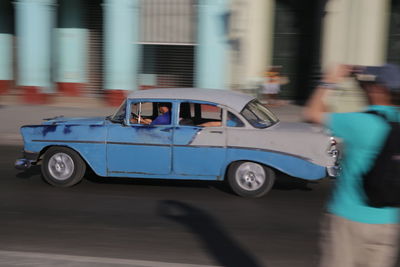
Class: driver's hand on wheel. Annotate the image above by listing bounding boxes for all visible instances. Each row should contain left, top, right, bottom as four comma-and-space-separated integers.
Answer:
130, 116, 152, 125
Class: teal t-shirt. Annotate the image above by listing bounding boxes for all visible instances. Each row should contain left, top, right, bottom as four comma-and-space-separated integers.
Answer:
326, 105, 400, 224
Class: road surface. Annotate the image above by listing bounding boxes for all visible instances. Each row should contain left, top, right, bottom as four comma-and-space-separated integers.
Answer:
0, 144, 374, 267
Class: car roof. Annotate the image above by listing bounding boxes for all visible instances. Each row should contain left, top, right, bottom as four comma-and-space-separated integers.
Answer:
127, 88, 255, 112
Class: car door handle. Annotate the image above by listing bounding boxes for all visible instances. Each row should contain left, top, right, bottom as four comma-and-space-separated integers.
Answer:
210, 130, 223, 134
161, 127, 173, 132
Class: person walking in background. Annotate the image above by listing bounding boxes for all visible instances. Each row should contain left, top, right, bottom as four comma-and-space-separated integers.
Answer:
261, 66, 288, 106
304, 64, 400, 267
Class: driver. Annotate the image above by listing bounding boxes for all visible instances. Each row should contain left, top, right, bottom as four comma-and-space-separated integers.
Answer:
131, 102, 171, 125
150, 102, 171, 125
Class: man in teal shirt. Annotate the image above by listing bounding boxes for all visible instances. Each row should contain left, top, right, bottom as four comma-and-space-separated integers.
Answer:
304, 64, 400, 267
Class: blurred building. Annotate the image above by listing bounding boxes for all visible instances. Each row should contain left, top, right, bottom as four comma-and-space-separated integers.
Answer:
0, 0, 399, 105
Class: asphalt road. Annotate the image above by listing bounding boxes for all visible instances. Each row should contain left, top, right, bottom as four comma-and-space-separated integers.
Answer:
0, 145, 338, 267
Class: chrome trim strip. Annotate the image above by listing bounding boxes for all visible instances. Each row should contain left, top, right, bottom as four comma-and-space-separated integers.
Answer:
174, 144, 224, 148
31, 140, 311, 161
108, 142, 170, 147
32, 140, 105, 144
227, 146, 311, 161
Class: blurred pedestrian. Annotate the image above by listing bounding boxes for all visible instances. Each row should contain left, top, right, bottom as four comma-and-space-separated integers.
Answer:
261, 66, 288, 106
304, 64, 400, 267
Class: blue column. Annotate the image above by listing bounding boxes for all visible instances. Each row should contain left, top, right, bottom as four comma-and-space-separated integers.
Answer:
0, 0, 14, 92
196, 0, 229, 90
15, 0, 55, 92
55, 0, 87, 95
0, 34, 12, 81
104, 0, 139, 91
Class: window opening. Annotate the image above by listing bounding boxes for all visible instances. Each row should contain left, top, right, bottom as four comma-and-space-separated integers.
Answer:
179, 102, 223, 127
130, 101, 172, 125
227, 112, 244, 127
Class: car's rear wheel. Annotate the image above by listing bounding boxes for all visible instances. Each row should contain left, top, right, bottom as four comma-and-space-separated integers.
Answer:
227, 161, 275, 198
41, 147, 86, 187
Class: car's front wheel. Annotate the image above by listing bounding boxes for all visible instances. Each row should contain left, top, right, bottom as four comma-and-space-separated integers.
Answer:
227, 161, 275, 198
41, 147, 86, 187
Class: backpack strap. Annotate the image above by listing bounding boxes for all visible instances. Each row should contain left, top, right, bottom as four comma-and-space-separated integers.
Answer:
364, 110, 389, 121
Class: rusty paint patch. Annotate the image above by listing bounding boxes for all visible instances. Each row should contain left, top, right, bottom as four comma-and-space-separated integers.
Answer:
63, 125, 72, 134
41, 125, 57, 137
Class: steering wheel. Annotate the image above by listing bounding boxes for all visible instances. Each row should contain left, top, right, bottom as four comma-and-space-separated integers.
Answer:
131, 112, 139, 119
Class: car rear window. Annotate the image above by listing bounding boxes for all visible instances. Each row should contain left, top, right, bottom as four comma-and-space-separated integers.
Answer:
241, 99, 278, 128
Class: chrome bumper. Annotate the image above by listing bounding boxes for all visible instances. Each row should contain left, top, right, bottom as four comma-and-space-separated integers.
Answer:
15, 151, 39, 170
327, 138, 340, 177
15, 158, 35, 170
326, 165, 340, 177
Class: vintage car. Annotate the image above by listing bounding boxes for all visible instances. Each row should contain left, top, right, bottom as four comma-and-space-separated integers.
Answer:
15, 88, 338, 197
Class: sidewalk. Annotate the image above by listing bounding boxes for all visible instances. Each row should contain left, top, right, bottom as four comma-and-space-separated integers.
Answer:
0, 95, 304, 145
0, 249, 220, 267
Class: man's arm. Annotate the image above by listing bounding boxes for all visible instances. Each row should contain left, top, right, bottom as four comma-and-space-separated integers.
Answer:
130, 116, 152, 124
303, 64, 351, 124
150, 113, 170, 125
198, 121, 222, 127
303, 87, 330, 124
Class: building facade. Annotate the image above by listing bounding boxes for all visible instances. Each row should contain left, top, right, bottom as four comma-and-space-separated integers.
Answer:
0, 0, 398, 105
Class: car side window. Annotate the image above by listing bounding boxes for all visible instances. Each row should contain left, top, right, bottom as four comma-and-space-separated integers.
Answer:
130, 101, 172, 125
179, 102, 222, 127
130, 102, 152, 124
179, 102, 194, 125
110, 101, 126, 123
227, 112, 244, 127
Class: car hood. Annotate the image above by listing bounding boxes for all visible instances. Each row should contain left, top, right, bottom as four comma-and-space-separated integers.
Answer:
42, 116, 107, 125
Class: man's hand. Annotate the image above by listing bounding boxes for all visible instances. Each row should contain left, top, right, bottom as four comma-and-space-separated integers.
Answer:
324, 64, 352, 83
141, 118, 152, 124
303, 64, 352, 124
130, 116, 152, 124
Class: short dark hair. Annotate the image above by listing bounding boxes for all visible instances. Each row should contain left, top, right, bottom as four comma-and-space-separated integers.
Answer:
158, 102, 171, 109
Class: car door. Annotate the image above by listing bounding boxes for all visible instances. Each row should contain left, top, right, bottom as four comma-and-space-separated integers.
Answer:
172, 101, 226, 178
106, 100, 174, 176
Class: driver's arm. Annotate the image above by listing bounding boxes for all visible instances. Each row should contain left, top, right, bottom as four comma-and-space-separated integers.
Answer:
130, 116, 152, 124
140, 118, 152, 124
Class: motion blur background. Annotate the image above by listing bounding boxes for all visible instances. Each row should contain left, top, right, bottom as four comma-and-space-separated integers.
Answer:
0, 0, 399, 106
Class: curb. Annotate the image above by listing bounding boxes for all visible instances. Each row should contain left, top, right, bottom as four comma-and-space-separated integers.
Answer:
0, 93, 110, 109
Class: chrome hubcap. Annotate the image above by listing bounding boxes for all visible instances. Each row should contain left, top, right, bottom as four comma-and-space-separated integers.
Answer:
48, 153, 74, 181
235, 162, 265, 191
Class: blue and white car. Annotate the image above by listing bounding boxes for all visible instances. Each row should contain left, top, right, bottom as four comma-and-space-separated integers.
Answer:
15, 88, 338, 197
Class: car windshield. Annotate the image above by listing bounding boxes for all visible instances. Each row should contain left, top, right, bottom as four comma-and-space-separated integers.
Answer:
240, 99, 279, 128
109, 100, 127, 123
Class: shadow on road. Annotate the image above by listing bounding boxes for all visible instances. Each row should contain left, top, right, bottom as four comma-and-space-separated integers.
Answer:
158, 200, 265, 267
15, 165, 41, 179
86, 173, 234, 194
273, 173, 317, 191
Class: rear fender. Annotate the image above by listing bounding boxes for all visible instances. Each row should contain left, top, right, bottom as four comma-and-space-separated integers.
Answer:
223, 148, 327, 180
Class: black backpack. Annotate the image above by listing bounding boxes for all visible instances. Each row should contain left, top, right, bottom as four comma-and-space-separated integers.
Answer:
363, 111, 400, 207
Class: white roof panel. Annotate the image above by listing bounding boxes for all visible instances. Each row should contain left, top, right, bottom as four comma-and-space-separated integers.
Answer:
127, 88, 255, 112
